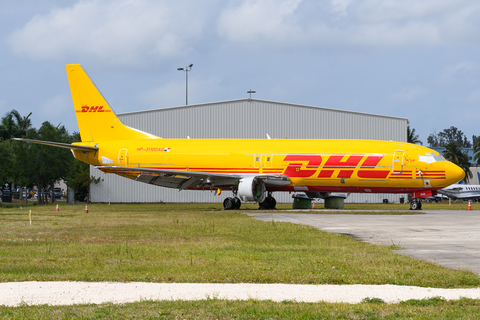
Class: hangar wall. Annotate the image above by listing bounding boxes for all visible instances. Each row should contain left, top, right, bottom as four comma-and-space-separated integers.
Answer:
90, 99, 409, 204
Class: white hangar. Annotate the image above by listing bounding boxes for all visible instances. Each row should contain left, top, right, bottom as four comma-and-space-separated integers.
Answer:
90, 99, 409, 204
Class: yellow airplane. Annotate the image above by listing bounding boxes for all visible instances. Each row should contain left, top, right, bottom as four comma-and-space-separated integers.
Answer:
15, 64, 465, 210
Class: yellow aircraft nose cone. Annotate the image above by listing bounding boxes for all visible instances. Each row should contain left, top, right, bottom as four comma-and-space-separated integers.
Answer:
445, 161, 465, 184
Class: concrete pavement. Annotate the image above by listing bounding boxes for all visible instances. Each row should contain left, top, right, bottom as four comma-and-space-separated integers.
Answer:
245, 210, 480, 274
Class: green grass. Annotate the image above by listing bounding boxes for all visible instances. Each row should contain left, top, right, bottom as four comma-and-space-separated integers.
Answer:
0, 203, 478, 287
0, 200, 37, 209
1, 297, 480, 319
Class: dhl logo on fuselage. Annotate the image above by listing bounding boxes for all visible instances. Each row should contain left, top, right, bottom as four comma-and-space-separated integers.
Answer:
76, 106, 111, 113
283, 154, 390, 179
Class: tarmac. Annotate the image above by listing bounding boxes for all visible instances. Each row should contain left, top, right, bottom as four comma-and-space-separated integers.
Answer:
245, 209, 480, 274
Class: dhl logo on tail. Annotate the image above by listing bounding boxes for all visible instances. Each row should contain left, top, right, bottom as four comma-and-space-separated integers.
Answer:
76, 106, 111, 113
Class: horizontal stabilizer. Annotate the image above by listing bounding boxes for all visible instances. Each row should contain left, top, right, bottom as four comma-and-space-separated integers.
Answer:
13, 138, 98, 152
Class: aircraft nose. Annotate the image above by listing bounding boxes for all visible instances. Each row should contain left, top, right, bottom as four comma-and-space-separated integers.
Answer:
445, 161, 465, 183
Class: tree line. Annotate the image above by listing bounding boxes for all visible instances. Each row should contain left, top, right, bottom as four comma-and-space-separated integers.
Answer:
0, 109, 91, 203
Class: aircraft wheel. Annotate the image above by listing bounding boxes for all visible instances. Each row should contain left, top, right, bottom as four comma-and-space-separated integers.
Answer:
259, 196, 276, 210
223, 197, 234, 210
410, 201, 418, 210
233, 197, 241, 209
259, 199, 268, 209
410, 200, 422, 210
267, 196, 276, 209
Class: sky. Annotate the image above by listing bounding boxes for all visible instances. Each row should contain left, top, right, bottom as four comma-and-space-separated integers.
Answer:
1, 0, 480, 145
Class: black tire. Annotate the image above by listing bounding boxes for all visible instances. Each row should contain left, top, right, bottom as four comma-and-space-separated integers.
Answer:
259, 196, 276, 210
268, 197, 276, 209
259, 199, 268, 209
410, 201, 418, 210
233, 197, 241, 209
223, 197, 234, 210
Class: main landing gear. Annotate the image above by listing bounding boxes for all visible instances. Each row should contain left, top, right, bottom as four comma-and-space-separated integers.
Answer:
223, 192, 277, 210
410, 199, 422, 210
223, 196, 241, 210
259, 193, 276, 210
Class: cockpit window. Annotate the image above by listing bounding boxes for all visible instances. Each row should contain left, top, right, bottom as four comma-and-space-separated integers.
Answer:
418, 154, 446, 163
418, 155, 436, 164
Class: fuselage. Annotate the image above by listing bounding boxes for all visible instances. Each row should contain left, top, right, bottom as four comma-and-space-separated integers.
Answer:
73, 138, 464, 194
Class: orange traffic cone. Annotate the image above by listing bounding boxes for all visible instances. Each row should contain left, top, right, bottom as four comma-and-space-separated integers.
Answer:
85, 205, 88, 213
468, 200, 471, 211
56, 204, 59, 212
312, 201, 315, 209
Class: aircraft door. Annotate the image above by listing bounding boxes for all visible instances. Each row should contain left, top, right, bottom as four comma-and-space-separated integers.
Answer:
264, 155, 272, 168
392, 151, 404, 174
254, 154, 261, 168
118, 148, 127, 166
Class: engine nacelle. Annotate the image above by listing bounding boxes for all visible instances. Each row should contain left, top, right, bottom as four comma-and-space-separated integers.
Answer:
238, 177, 266, 202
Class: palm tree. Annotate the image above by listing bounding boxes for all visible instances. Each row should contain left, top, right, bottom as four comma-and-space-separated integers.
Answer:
407, 125, 422, 145
443, 141, 472, 183
474, 138, 480, 166
0, 110, 33, 141
0, 109, 24, 140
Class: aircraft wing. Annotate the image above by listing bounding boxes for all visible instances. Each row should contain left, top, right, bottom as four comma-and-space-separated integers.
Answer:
96, 166, 291, 190
12, 138, 98, 152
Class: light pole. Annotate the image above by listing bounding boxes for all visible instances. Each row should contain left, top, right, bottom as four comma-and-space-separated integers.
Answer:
177, 64, 193, 105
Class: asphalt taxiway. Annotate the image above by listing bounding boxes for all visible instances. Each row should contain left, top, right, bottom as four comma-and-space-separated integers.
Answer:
246, 210, 480, 274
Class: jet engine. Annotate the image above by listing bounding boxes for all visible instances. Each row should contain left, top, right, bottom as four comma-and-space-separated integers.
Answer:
238, 177, 266, 202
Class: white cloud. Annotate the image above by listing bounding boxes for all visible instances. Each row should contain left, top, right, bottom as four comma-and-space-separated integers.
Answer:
217, 0, 480, 48
8, 0, 480, 64
331, 0, 353, 15
217, 0, 302, 44
8, 0, 213, 66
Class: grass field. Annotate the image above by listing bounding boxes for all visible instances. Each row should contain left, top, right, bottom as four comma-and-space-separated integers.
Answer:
1, 297, 480, 319
1, 202, 479, 318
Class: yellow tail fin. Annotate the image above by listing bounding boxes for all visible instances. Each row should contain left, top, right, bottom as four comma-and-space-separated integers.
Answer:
65, 64, 158, 142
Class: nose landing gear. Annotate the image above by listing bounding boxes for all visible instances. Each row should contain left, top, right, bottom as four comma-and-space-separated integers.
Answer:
410, 199, 422, 210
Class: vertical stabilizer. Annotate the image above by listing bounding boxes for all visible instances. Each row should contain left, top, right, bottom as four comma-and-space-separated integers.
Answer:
65, 64, 158, 142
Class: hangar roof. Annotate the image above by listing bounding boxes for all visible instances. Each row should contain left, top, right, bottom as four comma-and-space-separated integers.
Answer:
119, 98, 408, 122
